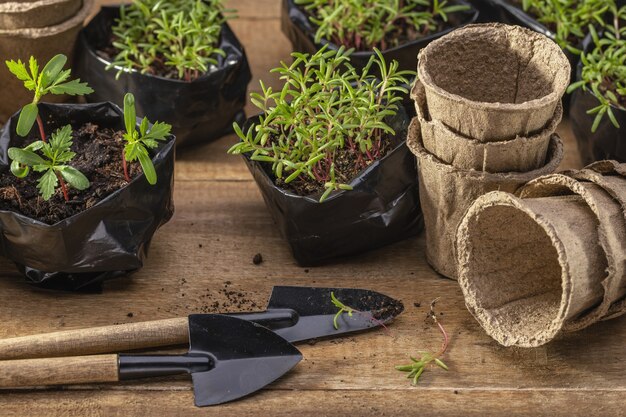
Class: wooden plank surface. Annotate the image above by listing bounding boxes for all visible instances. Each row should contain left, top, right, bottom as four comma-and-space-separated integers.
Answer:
1, 1, 624, 416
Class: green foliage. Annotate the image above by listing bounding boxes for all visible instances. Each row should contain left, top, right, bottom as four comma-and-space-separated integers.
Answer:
109, 0, 234, 81
5, 54, 93, 137
7, 125, 89, 201
122, 93, 172, 185
331, 292, 354, 330
228, 46, 414, 202
567, 6, 626, 132
295, 0, 469, 50
519, 0, 612, 53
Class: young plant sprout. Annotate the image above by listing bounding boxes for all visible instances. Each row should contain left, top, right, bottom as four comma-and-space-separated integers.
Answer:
122, 93, 172, 184
519, 0, 612, 53
295, 0, 469, 51
5, 54, 93, 140
395, 298, 449, 385
109, 0, 233, 81
331, 291, 354, 329
8, 125, 89, 202
567, 6, 626, 132
228, 46, 414, 202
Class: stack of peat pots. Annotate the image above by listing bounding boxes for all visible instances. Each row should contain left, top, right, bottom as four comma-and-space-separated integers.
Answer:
0, 0, 93, 120
407, 23, 570, 279
457, 161, 626, 347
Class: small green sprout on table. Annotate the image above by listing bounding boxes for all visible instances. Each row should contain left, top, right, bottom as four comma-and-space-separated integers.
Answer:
5, 54, 93, 140
8, 125, 89, 202
395, 298, 449, 385
121, 93, 172, 184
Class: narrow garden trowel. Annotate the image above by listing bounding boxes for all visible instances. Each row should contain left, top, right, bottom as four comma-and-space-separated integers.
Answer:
0, 314, 302, 407
0, 286, 403, 360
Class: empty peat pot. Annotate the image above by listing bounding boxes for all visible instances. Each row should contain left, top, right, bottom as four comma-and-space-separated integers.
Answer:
0, 0, 93, 121
407, 117, 563, 279
76, 6, 251, 147
0, 102, 175, 290
0, 0, 82, 30
417, 23, 570, 141
456, 192, 607, 347
411, 79, 562, 172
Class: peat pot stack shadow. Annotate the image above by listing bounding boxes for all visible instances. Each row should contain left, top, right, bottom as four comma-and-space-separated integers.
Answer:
0, 0, 93, 121
456, 161, 626, 347
407, 23, 569, 279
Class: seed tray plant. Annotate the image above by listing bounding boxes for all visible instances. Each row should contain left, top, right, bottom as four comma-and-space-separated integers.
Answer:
567, 6, 626, 132
229, 46, 414, 202
294, 0, 471, 51
106, 0, 233, 81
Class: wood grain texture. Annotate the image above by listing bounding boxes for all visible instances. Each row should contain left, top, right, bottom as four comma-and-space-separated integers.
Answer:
0, 318, 189, 360
0, 354, 119, 388
0, 0, 617, 415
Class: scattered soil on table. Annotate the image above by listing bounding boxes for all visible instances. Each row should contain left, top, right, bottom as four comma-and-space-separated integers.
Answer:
0, 123, 142, 224
252, 253, 263, 265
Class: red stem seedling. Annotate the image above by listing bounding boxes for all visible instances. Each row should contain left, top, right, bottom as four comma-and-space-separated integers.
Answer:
36, 114, 46, 143
331, 292, 391, 335
395, 298, 449, 385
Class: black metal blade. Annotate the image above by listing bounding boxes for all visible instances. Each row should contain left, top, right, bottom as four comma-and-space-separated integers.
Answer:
266, 286, 404, 342
188, 314, 302, 406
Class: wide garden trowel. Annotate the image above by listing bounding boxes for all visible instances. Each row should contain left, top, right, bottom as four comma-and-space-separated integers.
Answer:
0, 314, 302, 406
0, 286, 403, 360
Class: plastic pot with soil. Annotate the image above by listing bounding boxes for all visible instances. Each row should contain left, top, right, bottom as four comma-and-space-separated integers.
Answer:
281, 0, 478, 73
76, 2, 252, 148
229, 48, 422, 266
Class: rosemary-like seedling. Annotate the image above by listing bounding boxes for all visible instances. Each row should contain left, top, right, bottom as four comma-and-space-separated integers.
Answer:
331, 291, 354, 329
295, 0, 469, 50
109, 0, 234, 81
567, 6, 626, 131
395, 298, 449, 385
122, 93, 172, 184
5, 54, 93, 140
8, 125, 89, 202
228, 46, 414, 202
519, 0, 612, 53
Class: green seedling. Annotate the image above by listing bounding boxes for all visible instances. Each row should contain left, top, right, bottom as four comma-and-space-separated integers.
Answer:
228, 46, 414, 202
519, 0, 612, 53
109, 0, 234, 81
395, 298, 449, 385
567, 5, 626, 132
122, 93, 172, 184
8, 125, 89, 202
331, 291, 354, 330
295, 0, 469, 50
5, 54, 93, 140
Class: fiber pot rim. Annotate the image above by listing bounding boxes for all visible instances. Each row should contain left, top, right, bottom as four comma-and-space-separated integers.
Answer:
80, 5, 241, 85
0, 0, 92, 37
456, 191, 572, 347
406, 117, 564, 180
0, 101, 176, 228
417, 23, 570, 113
0, 0, 78, 14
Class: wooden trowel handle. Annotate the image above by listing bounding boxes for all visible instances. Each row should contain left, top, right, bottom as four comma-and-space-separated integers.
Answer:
0, 354, 119, 388
0, 318, 189, 360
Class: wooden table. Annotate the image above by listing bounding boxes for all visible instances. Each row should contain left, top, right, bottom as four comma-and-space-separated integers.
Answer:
1, 1, 624, 416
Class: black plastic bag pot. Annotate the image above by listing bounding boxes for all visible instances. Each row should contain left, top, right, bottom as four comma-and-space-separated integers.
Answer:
0, 102, 175, 291
467, 0, 504, 23
281, 0, 478, 73
75, 6, 251, 148
240, 109, 422, 266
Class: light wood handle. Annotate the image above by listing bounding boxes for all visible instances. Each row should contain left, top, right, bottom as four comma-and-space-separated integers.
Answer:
0, 318, 189, 360
0, 354, 119, 387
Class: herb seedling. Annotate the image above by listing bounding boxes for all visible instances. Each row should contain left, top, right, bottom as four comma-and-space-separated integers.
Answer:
228, 46, 414, 202
8, 125, 89, 202
519, 0, 612, 53
295, 0, 469, 51
567, 6, 626, 131
5, 54, 93, 140
109, 0, 234, 81
122, 93, 172, 184
395, 298, 449, 385
331, 291, 354, 329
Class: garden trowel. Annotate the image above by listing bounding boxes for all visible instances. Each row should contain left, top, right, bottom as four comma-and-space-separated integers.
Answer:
0, 314, 301, 406
0, 286, 403, 360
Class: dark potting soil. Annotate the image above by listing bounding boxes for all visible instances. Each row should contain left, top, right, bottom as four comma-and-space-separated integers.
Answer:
274, 135, 393, 197
0, 123, 142, 225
